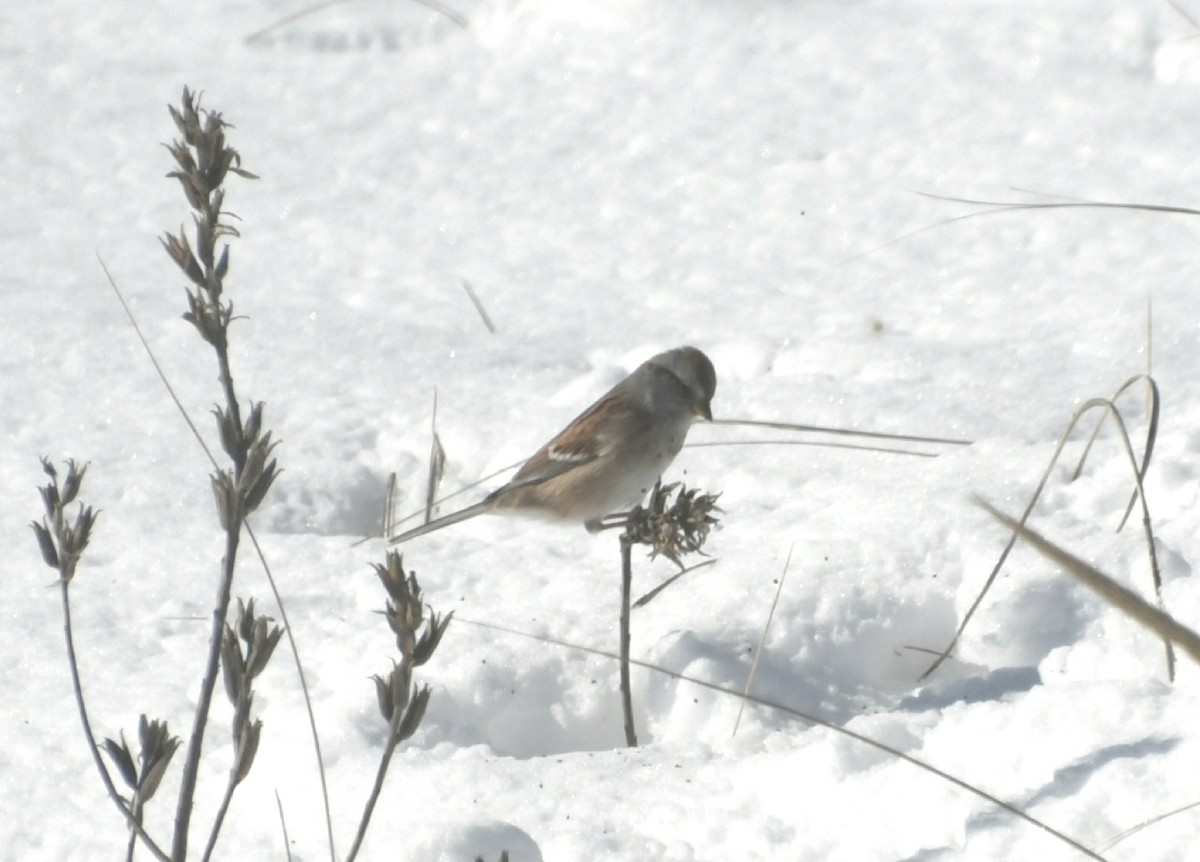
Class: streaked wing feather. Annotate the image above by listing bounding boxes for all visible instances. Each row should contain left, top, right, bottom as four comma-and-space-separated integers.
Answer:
508, 391, 621, 487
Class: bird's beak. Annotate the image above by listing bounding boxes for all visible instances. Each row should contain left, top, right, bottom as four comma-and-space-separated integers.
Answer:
694, 401, 712, 421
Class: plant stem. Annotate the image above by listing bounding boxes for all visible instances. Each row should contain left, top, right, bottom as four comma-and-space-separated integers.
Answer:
619, 535, 638, 748
172, 526, 241, 861
214, 349, 244, 473
345, 735, 400, 862
200, 774, 238, 862
59, 581, 172, 862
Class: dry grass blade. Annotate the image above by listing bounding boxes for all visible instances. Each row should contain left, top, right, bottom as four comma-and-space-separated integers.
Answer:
1094, 797, 1200, 852
839, 189, 1200, 266
461, 278, 497, 334
686, 438, 939, 457
381, 472, 398, 539
710, 417, 971, 447
732, 545, 792, 736
633, 558, 718, 608
454, 615, 1108, 861
975, 498, 1200, 664
1069, 375, 1159, 531
245, 0, 468, 43
425, 390, 446, 524
920, 390, 1170, 682
275, 789, 294, 862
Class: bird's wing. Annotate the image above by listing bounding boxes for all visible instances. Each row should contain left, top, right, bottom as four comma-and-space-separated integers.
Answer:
505, 390, 622, 489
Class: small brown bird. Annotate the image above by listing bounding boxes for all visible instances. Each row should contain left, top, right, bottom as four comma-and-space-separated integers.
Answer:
388, 346, 716, 543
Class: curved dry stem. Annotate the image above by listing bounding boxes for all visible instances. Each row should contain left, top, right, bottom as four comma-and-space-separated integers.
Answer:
1070, 375, 1159, 532
454, 615, 1107, 862
839, 190, 1200, 267
919, 392, 1170, 681
59, 582, 172, 862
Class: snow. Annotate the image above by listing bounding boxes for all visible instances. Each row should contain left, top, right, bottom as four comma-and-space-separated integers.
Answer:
5, 0, 1200, 859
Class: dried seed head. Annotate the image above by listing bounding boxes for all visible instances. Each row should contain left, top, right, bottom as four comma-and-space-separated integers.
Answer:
413, 610, 454, 667
232, 718, 262, 785
30, 521, 58, 570
213, 404, 240, 460
211, 471, 237, 530
242, 401, 265, 445
102, 732, 138, 791
60, 459, 87, 506
624, 481, 721, 568
395, 684, 431, 742
39, 483, 59, 517
220, 623, 245, 704
136, 716, 180, 802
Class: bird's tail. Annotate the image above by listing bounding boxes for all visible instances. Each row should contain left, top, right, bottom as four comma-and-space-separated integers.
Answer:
386, 499, 494, 545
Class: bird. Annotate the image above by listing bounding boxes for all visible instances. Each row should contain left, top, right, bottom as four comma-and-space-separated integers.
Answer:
388, 345, 716, 544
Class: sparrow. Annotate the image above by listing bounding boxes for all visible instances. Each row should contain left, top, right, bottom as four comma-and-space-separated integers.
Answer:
388, 346, 716, 543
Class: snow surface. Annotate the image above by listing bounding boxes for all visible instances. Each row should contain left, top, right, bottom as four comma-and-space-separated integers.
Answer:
5, 0, 1200, 859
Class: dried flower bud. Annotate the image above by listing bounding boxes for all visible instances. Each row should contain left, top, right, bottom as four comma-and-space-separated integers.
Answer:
220, 624, 244, 704
242, 402, 264, 446
245, 616, 283, 680
68, 505, 97, 558
413, 610, 453, 667
61, 459, 87, 506
213, 405, 240, 460
102, 733, 138, 790
137, 716, 180, 803
30, 521, 58, 569
242, 466, 278, 517
232, 719, 262, 785
395, 684, 431, 742
214, 245, 230, 284
39, 483, 59, 517
372, 673, 392, 722
211, 471, 237, 530
161, 230, 206, 288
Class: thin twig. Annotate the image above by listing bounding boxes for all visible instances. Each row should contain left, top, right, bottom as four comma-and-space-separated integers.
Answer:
619, 535, 638, 747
